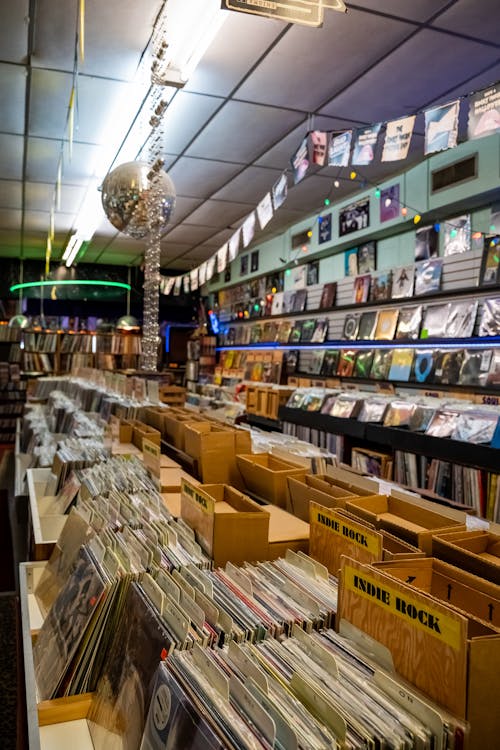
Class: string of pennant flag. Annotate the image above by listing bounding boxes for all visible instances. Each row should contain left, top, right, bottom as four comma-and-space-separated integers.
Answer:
160, 79, 500, 296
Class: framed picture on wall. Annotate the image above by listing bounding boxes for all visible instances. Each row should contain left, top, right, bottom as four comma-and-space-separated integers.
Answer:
339, 197, 370, 237
240, 254, 248, 275
250, 250, 259, 273
357, 240, 377, 273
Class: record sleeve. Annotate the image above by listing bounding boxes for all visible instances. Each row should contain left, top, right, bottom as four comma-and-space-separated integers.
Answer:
369, 271, 392, 301
414, 258, 443, 295
370, 349, 393, 380
425, 409, 461, 438
319, 283, 337, 309
391, 265, 414, 299
357, 396, 390, 423
342, 314, 360, 340
309, 318, 327, 344
388, 348, 414, 382
433, 349, 465, 385
320, 350, 340, 377
395, 306, 422, 340
421, 303, 450, 338
292, 289, 307, 313
271, 292, 284, 316
458, 349, 493, 386
414, 225, 438, 261
353, 274, 371, 303
283, 349, 299, 376
357, 311, 378, 340
486, 350, 500, 387
374, 309, 399, 340
330, 393, 361, 418
443, 215, 471, 256
478, 238, 500, 286
301, 389, 326, 412
411, 349, 436, 384
276, 321, 293, 343
308, 350, 325, 375
451, 411, 499, 445
353, 349, 374, 378
287, 390, 307, 409
383, 400, 416, 428
409, 404, 437, 432
479, 297, 500, 336
337, 350, 357, 378
299, 319, 316, 343
444, 300, 478, 338
282, 291, 295, 313
357, 241, 377, 273
288, 321, 303, 344
140, 663, 225, 750
250, 324, 262, 344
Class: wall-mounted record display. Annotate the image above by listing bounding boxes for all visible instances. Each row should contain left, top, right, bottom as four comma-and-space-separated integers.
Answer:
414, 258, 443, 295
357, 311, 378, 340
421, 303, 450, 338
342, 314, 360, 340
433, 350, 465, 385
458, 349, 493, 386
391, 264, 414, 299
412, 349, 436, 383
353, 349, 374, 378
479, 298, 500, 336
370, 349, 393, 380
445, 300, 478, 338
395, 306, 422, 339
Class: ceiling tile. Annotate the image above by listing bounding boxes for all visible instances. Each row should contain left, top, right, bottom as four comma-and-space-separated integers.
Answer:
0, 64, 26, 135
0, 208, 23, 230
168, 196, 205, 227
167, 157, 243, 199
319, 29, 500, 122
185, 200, 253, 229
185, 101, 305, 163
25, 137, 103, 185
432, 0, 500, 45
0, 1, 29, 64
25, 182, 87, 214
278, 175, 335, 213
161, 91, 225, 155
212, 166, 283, 203
236, 9, 414, 112
164, 224, 218, 245
29, 69, 73, 140
0, 181, 23, 210
24, 210, 75, 233
350, 0, 450, 22
0, 135, 23, 180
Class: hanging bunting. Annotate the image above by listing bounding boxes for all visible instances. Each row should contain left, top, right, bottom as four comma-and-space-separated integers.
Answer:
68, 86, 76, 160
242, 212, 256, 249
228, 228, 241, 261
424, 100, 460, 155
328, 130, 352, 167
49, 208, 55, 241
79, 0, 85, 62
272, 172, 288, 210
56, 157, 63, 210
198, 261, 207, 286
382, 115, 416, 162
309, 130, 328, 166
190, 268, 199, 291
352, 123, 382, 166
468, 83, 500, 140
183, 275, 191, 294
160, 276, 176, 295
173, 276, 182, 296
291, 136, 309, 184
206, 256, 216, 281
256, 192, 273, 230
217, 243, 228, 273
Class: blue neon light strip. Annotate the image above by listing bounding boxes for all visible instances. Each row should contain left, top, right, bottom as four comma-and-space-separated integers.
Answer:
216, 336, 500, 352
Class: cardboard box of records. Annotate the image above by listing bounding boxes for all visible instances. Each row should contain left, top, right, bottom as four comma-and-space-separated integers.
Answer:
287, 474, 361, 522
236, 453, 306, 507
264, 504, 309, 559
180, 478, 269, 566
183, 421, 251, 487
338, 555, 500, 748
162, 409, 207, 450
158, 383, 186, 406
433, 529, 500, 585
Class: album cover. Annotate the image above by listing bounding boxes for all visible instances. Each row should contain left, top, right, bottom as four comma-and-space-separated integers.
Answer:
282, 290, 295, 313
383, 400, 416, 428
357, 397, 389, 423
479, 297, 500, 336
330, 392, 360, 417
444, 300, 478, 338
388, 349, 414, 382
318, 213, 332, 244
374, 309, 399, 340
411, 349, 436, 384
339, 198, 370, 237
89, 583, 176, 750
337, 350, 357, 378
357, 241, 377, 274
414, 258, 443, 295
353, 349, 374, 378
479, 238, 500, 286
261, 322, 278, 343
391, 265, 414, 299
319, 282, 337, 309
306, 261, 319, 286
249, 324, 262, 344
264, 294, 274, 316
357, 311, 378, 340
409, 405, 437, 432
311, 318, 328, 343
353, 274, 371, 304
415, 225, 439, 261
283, 349, 299, 376
302, 389, 327, 412
425, 409, 461, 438
380, 184, 400, 223
458, 349, 493, 386
288, 321, 304, 344
443, 215, 471, 256
342, 314, 360, 340
370, 349, 393, 380
276, 321, 293, 343
287, 390, 306, 409
308, 350, 325, 375
421, 303, 450, 337
291, 264, 307, 290
486, 350, 500, 387
292, 288, 307, 312
433, 349, 465, 385
300, 319, 316, 343
369, 271, 392, 301
451, 411, 499, 445
395, 306, 422, 339
320, 350, 340, 377
344, 247, 359, 277
140, 663, 225, 750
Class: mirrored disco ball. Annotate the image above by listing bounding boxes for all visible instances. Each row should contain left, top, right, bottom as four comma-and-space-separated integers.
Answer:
101, 161, 176, 239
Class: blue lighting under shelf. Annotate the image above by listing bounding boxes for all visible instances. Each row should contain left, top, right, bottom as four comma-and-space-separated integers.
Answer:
216, 336, 500, 352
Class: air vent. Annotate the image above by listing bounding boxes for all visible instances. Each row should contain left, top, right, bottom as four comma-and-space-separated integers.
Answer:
431, 154, 478, 193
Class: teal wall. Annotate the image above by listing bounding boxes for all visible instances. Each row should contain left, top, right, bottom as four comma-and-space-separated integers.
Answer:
207, 134, 500, 294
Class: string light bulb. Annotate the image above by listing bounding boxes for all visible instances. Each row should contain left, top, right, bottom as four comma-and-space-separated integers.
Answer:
350, 171, 357, 180
401, 206, 408, 217
307, 230, 313, 238
333, 180, 340, 188
434, 222, 441, 232
301, 245, 308, 253
450, 228, 457, 238
375, 187, 381, 198
324, 198, 330, 206
384, 197, 392, 208
414, 214, 422, 224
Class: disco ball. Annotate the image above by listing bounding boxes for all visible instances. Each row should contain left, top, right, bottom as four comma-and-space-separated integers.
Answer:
101, 161, 176, 239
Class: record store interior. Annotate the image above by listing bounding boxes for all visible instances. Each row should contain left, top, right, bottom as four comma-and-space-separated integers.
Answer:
2, 1, 500, 748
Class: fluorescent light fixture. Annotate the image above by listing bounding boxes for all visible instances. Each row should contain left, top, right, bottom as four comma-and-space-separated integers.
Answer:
10, 280, 130, 293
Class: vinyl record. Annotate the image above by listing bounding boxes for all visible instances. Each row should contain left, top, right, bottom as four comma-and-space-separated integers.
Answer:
413, 350, 435, 383
342, 314, 359, 340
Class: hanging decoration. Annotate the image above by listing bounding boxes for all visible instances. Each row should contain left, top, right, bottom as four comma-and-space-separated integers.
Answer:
382, 116, 416, 162
424, 100, 460, 155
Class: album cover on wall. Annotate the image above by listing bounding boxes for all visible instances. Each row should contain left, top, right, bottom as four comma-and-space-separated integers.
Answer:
337, 350, 357, 378
421, 303, 450, 338
339, 198, 370, 237
357, 311, 378, 340
292, 288, 307, 312
353, 349, 374, 378
370, 270, 392, 301
391, 265, 414, 298
344, 247, 359, 277
414, 258, 443, 295
458, 349, 493, 386
319, 282, 337, 309
411, 349, 436, 384
306, 260, 319, 286
388, 349, 414, 382
342, 314, 360, 340
282, 290, 295, 313
415, 225, 439, 261
445, 300, 478, 338
288, 321, 304, 344
318, 213, 332, 244
353, 274, 371, 303
395, 306, 422, 339
319, 350, 339, 378
374, 309, 399, 340
370, 349, 393, 380
433, 350, 465, 385
357, 241, 377, 273
487, 350, 500, 387
311, 318, 328, 343
300, 319, 316, 343
478, 238, 500, 286
308, 350, 325, 375
443, 215, 471, 256
479, 297, 500, 336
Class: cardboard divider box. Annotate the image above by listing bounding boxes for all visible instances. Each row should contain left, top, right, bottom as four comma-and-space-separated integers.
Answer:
180, 479, 269, 567
118, 419, 133, 444
345, 494, 464, 555
264, 504, 309, 560
433, 530, 500, 585
183, 422, 238, 485
126, 420, 161, 451
338, 556, 500, 749
142, 405, 168, 434
236, 453, 306, 508
162, 410, 205, 450
287, 474, 356, 522
371, 557, 500, 629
